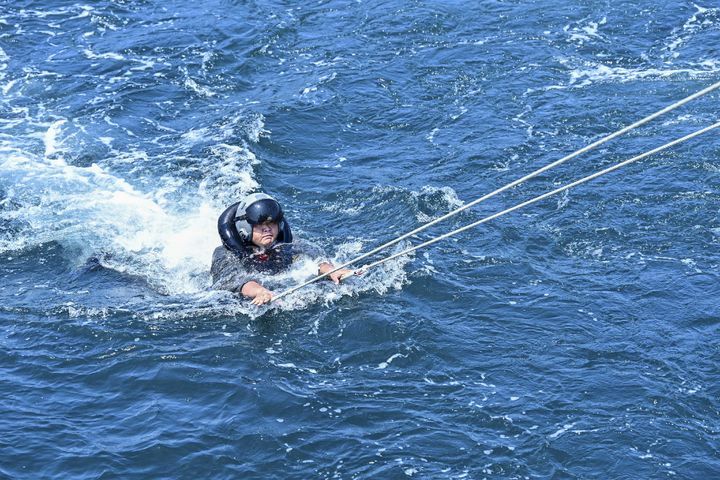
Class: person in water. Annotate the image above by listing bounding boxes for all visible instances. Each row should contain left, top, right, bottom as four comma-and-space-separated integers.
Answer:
211, 192, 353, 305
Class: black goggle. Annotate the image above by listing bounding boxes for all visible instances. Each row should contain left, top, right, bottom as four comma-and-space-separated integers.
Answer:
237, 198, 284, 225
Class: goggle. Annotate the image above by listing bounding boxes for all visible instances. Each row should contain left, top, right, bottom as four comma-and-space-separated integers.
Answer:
237, 198, 284, 225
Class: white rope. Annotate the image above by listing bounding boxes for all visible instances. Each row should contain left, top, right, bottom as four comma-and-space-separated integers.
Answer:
358, 121, 720, 273
271, 81, 720, 303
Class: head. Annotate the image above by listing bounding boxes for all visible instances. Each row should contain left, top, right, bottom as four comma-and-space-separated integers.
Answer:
234, 193, 286, 248
251, 220, 279, 248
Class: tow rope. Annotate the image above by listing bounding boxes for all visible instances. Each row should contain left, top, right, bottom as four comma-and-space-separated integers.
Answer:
271, 80, 720, 303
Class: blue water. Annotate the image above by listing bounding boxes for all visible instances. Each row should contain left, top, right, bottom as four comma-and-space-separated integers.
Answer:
1, 1, 719, 478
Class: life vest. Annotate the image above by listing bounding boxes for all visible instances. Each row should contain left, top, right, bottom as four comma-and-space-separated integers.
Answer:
242, 243, 295, 274
217, 201, 294, 273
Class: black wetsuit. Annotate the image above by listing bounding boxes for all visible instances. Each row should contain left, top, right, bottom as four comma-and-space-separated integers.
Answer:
210, 241, 324, 293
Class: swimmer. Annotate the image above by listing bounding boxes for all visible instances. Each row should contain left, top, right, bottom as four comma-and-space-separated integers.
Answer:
211, 193, 353, 305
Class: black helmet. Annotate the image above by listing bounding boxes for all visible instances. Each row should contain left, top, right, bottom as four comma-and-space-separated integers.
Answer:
234, 193, 284, 240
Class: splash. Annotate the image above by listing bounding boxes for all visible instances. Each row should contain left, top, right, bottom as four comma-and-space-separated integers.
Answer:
205, 239, 414, 317
267, 241, 415, 313
0, 117, 413, 311
0, 116, 260, 295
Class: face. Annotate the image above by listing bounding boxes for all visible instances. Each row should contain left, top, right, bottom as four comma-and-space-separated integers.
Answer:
251, 221, 279, 248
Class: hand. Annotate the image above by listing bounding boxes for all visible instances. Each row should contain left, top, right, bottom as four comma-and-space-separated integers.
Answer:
328, 268, 355, 284
251, 287, 274, 305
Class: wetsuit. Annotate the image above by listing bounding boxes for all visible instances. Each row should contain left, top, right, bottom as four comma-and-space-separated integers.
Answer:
210, 241, 325, 293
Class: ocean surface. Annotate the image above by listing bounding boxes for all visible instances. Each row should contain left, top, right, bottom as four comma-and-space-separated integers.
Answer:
1, 1, 719, 478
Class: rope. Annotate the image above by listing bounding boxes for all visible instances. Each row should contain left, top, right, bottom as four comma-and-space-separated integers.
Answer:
359, 121, 720, 273
271, 81, 720, 303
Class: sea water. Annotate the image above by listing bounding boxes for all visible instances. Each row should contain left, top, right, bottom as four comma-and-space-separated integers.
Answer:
1, 1, 719, 478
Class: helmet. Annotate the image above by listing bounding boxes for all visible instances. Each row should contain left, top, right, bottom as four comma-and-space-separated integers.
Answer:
234, 193, 285, 241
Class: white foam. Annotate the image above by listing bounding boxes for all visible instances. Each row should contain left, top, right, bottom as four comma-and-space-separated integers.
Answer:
130, 59, 155, 71
377, 352, 407, 369
82, 49, 125, 61
0, 78, 14, 95
273, 362, 318, 374
564, 17, 606, 45
526, 53, 720, 94
413, 185, 465, 222
43, 119, 67, 157
0, 149, 230, 294
568, 59, 720, 86
451, 106, 468, 121
269, 240, 414, 312
244, 114, 268, 143
301, 72, 337, 96
183, 76, 216, 97
548, 422, 576, 439
198, 143, 260, 200
73, 6, 94, 19
664, 4, 719, 58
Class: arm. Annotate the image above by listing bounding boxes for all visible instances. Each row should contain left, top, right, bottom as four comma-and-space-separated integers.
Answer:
241, 280, 274, 305
211, 247, 255, 294
289, 240, 355, 284
318, 262, 354, 284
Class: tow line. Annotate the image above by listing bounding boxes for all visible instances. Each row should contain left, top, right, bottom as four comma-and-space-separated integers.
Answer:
271, 80, 720, 303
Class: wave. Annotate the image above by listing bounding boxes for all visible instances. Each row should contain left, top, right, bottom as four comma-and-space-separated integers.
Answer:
662, 4, 720, 60
563, 16, 608, 46
567, 59, 720, 86
0, 111, 261, 295
0, 117, 414, 313
321, 184, 465, 223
